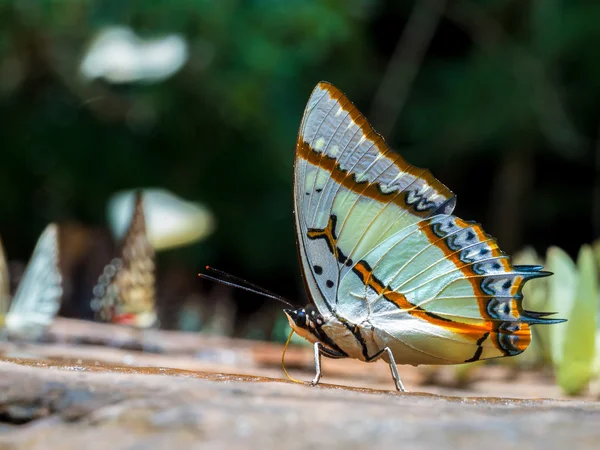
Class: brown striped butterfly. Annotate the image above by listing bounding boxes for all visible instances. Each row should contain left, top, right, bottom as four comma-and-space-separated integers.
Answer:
0, 224, 63, 339
204, 82, 565, 392
91, 192, 157, 328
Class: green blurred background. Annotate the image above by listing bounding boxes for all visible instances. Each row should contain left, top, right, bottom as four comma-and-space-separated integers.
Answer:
0, 0, 598, 336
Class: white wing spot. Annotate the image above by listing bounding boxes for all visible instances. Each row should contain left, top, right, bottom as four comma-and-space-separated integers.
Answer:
314, 137, 325, 151
355, 172, 369, 183
346, 120, 355, 131
315, 170, 329, 188
305, 169, 317, 191
406, 190, 418, 203
306, 168, 329, 191
330, 145, 339, 156
379, 183, 398, 194
335, 105, 343, 116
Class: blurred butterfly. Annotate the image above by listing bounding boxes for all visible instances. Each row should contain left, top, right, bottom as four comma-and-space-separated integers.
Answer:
280, 82, 565, 391
91, 192, 157, 328
0, 224, 63, 339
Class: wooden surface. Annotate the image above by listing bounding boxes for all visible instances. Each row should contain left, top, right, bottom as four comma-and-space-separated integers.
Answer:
0, 318, 598, 449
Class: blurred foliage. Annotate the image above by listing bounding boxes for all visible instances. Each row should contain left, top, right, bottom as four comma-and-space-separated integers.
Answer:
510, 244, 599, 396
558, 245, 597, 395
0, 1, 598, 339
0, 0, 376, 281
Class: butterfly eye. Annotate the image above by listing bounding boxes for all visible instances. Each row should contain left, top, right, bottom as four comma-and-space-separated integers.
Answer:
292, 309, 306, 325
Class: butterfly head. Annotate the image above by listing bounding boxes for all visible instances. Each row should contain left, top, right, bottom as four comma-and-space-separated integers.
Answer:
283, 304, 324, 343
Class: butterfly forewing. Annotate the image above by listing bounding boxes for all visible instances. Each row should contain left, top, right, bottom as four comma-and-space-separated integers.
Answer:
5, 224, 63, 336
92, 192, 156, 328
294, 82, 560, 365
294, 82, 455, 313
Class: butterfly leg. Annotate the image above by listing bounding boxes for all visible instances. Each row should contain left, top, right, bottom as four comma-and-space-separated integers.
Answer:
367, 347, 406, 392
311, 342, 322, 386
383, 347, 406, 392
311, 342, 346, 386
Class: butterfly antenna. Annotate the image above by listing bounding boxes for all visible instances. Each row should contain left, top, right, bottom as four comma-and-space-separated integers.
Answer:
198, 266, 295, 308
205, 266, 286, 299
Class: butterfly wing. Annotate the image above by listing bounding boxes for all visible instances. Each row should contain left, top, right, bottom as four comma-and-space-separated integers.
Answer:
0, 235, 10, 320
294, 82, 561, 364
5, 224, 63, 336
294, 82, 455, 315
91, 192, 157, 328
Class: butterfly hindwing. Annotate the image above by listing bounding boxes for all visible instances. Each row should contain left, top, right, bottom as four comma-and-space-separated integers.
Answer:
5, 224, 63, 336
92, 192, 156, 328
340, 215, 558, 364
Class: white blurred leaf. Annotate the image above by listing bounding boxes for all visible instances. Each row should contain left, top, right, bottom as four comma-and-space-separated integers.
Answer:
80, 26, 188, 84
108, 188, 215, 251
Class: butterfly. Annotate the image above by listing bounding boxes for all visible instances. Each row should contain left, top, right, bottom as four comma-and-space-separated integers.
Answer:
0, 224, 63, 339
282, 82, 565, 391
90, 191, 157, 328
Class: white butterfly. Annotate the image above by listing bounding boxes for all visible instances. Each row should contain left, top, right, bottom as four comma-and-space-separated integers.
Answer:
0, 224, 63, 339
90, 192, 157, 329
283, 82, 564, 391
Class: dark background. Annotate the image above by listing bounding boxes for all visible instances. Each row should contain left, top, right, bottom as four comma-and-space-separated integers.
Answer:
0, 0, 598, 337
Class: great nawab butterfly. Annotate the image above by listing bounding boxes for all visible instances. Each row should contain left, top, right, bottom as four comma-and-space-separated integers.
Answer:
0, 224, 63, 339
203, 82, 565, 392
282, 81, 566, 391
91, 192, 157, 329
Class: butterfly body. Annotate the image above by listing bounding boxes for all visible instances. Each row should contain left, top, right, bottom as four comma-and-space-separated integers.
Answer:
285, 305, 365, 360
289, 82, 564, 390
